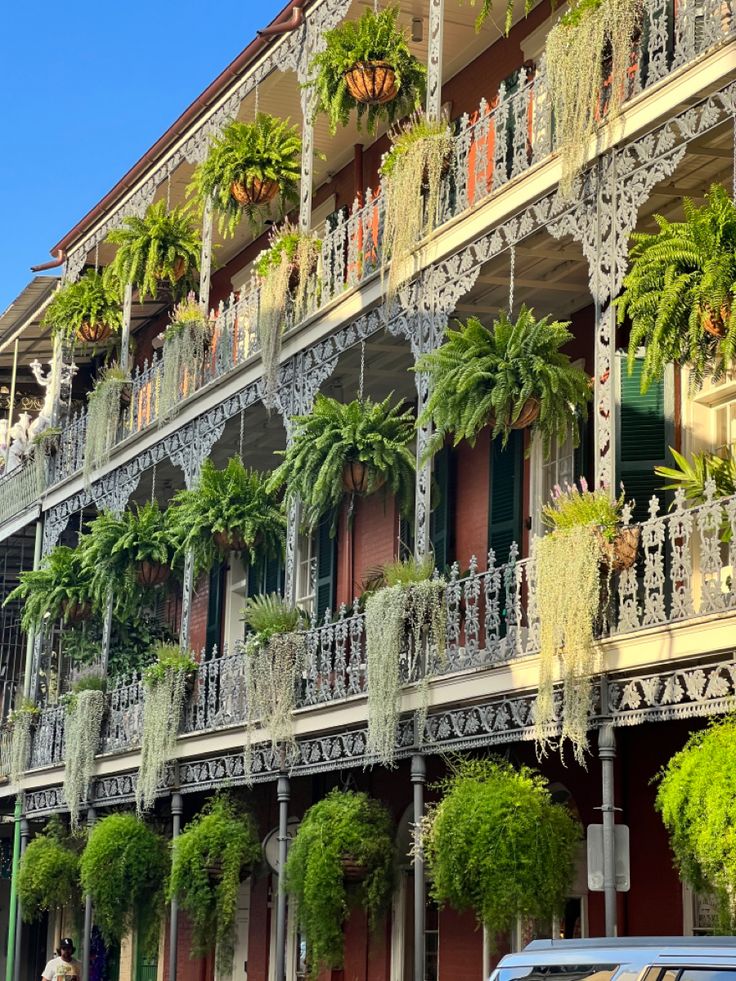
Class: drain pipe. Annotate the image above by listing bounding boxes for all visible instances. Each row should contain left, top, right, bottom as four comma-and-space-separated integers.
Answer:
30, 249, 66, 273
258, 0, 306, 36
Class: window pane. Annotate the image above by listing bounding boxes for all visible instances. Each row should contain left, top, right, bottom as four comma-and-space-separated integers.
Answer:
678, 972, 736, 981
492, 966, 619, 981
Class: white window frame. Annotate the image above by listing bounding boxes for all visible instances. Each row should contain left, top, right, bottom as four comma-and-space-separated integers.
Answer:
295, 530, 317, 619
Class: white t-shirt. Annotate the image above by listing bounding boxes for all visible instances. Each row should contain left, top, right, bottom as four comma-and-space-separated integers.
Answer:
41, 956, 81, 981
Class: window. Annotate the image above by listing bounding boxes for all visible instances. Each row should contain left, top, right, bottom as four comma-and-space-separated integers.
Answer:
531, 428, 577, 537
295, 531, 316, 618
713, 397, 736, 457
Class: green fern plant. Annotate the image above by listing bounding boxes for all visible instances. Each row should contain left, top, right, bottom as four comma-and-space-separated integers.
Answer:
469, 0, 535, 35
242, 592, 304, 641
306, 6, 426, 134
189, 115, 301, 237
617, 184, 736, 392
269, 394, 416, 532
5, 545, 96, 632
415, 307, 590, 458
42, 269, 122, 347
107, 200, 201, 301
168, 457, 285, 575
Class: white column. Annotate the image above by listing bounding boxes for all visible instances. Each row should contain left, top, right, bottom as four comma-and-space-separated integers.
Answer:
199, 196, 214, 314
425, 0, 446, 122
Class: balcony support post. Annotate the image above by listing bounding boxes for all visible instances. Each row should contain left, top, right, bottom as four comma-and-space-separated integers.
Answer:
81, 806, 96, 981
5, 799, 21, 981
298, 92, 316, 233
411, 754, 427, 981
22, 518, 44, 700
100, 590, 114, 676
274, 770, 290, 981
598, 693, 618, 937
12, 818, 29, 981
120, 282, 133, 376
179, 548, 195, 650
199, 196, 213, 315
168, 791, 184, 981
425, 0, 446, 123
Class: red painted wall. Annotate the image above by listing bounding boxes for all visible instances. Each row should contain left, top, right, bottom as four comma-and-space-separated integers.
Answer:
336, 492, 399, 606
188, 571, 210, 655
162, 910, 214, 981
438, 907, 484, 981
454, 434, 491, 572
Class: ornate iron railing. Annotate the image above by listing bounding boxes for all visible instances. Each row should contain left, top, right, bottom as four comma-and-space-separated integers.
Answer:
0, 455, 43, 526
37, 0, 734, 495
24, 486, 736, 771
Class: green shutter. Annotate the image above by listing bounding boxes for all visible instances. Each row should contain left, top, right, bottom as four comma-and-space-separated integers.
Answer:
488, 431, 523, 565
247, 553, 283, 597
616, 354, 674, 524
315, 516, 336, 622
431, 445, 456, 572
205, 561, 225, 654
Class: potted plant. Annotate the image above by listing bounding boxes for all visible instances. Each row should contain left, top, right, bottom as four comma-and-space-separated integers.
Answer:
136, 643, 198, 813
80, 812, 169, 951
269, 394, 415, 533
656, 715, 736, 929
534, 479, 636, 763
5, 544, 97, 632
420, 758, 581, 935
42, 269, 122, 347
169, 796, 262, 972
415, 307, 591, 459
307, 6, 426, 134
285, 789, 394, 976
159, 293, 211, 421
189, 115, 301, 236
169, 457, 285, 576
545, 0, 642, 196
6, 700, 39, 785
84, 363, 130, 480
62, 666, 107, 828
18, 816, 81, 922
252, 222, 322, 400
107, 200, 201, 300
363, 556, 445, 766
241, 593, 306, 775
617, 185, 736, 393
379, 112, 454, 300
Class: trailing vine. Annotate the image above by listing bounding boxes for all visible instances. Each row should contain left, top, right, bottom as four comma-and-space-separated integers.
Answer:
8, 701, 39, 785
169, 796, 262, 972
160, 294, 211, 422
546, 0, 643, 196
63, 669, 107, 829
285, 789, 394, 977
18, 816, 81, 922
136, 645, 197, 813
656, 715, 736, 927
419, 758, 581, 936
84, 364, 129, 482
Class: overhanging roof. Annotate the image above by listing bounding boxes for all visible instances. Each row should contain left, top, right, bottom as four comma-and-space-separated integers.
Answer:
0, 277, 58, 367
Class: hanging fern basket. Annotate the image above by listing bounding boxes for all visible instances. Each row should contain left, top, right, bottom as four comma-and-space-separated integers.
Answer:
230, 177, 280, 207
340, 854, 369, 881
77, 321, 112, 345
63, 600, 93, 624
511, 397, 540, 429
595, 524, 640, 573
341, 461, 386, 495
212, 529, 253, 553
135, 560, 172, 588
344, 61, 399, 105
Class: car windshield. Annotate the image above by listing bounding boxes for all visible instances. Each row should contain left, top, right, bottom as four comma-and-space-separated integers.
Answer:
492, 965, 620, 981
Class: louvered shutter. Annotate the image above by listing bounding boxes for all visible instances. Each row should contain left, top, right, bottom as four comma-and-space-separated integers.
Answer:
204, 561, 225, 655
315, 515, 336, 622
431, 445, 456, 572
488, 431, 523, 565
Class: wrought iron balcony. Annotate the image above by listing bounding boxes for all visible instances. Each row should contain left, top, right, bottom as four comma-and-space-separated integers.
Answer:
32, 0, 734, 498
23, 487, 736, 773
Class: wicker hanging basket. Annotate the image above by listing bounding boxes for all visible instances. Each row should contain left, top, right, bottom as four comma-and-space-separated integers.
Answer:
701, 303, 731, 339
63, 600, 93, 624
596, 524, 641, 573
340, 854, 368, 881
231, 177, 280, 207
136, 560, 172, 588
213, 529, 248, 553
344, 61, 399, 106
77, 321, 112, 345
341, 461, 386, 495
510, 398, 540, 430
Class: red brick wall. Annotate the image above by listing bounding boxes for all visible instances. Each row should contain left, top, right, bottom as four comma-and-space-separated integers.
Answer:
188, 571, 210, 656
247, 874, 272, 981
454, 435, 491, 573
438, 907, 483, 981
161, 909, 214, 981
336, 492, 399, 606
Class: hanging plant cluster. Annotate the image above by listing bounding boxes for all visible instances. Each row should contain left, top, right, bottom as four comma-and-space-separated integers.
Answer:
136, 644, 198, 813
365, 557, 446, 766
7, 701, 39, 785
160, 293, 211, 422
42, 270, 123, 349
241, 593, 305, 775
18, 816, 81, 922
84, 363, 130, 481
380, 112, 454, 301
62, 667, 107, 829
545, 0, 643, 196
169, 796, 262, 972
285, 789, 395, 977
418, 758, 581, 936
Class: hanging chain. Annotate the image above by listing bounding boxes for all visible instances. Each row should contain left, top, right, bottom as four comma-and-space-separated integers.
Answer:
358, 340, 366, 400
508, 244, 516, 317
94, 242, 99, 274
151, 462, 157, 503
239, 407, 245, 460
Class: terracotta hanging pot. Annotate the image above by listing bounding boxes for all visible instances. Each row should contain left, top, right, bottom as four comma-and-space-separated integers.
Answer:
341, 461, 386, 495
63, 600, 92, 624
340, 854, 368, 882
213, 529, 248, 553
231, 177, 280, 207
77, 321, 112, 345
344, 61, 399, 106
596, 524, 641, 573
701, 303, 731, 339
510, 398, 540, 430
136, 560, 172, 588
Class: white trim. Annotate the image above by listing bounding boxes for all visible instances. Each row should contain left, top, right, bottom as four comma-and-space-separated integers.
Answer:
390, 875, 407, 981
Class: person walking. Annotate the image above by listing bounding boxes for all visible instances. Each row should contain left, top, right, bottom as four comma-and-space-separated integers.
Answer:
41, 938, 82, 981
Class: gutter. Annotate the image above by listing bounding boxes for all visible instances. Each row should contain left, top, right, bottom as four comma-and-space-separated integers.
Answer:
49, 0, 308, 258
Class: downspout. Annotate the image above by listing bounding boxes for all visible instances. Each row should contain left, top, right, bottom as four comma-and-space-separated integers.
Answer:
258, 0, 306, 36
5, 799, 21, 981
30, 249, 66, 273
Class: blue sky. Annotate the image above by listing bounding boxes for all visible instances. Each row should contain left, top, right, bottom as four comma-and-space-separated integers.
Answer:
0, 0, 286, 313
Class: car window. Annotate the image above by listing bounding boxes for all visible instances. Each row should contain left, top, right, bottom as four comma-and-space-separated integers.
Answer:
673, 971, 736, 981
492, 965, 620, 981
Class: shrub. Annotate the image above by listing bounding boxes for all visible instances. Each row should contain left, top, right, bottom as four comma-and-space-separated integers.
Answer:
18, 818, 81, 922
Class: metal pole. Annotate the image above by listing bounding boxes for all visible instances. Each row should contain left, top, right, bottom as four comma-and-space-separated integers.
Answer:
169, 792, 183, 981
22, 519, 44, 700
198, 198, 213, 316
298, 93, 315, 234
13, 818, 29, 981
120, 283, 133, 376
425, 0, 446, 123
6, 339, 19, 445
411, 754, 426, 981
599, 716, 617, 937
5, 799, 21, 981
274, 771, 290, 981
81, 807, 96, 981
179, 549, 195, 651
99, 591, 114, 676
